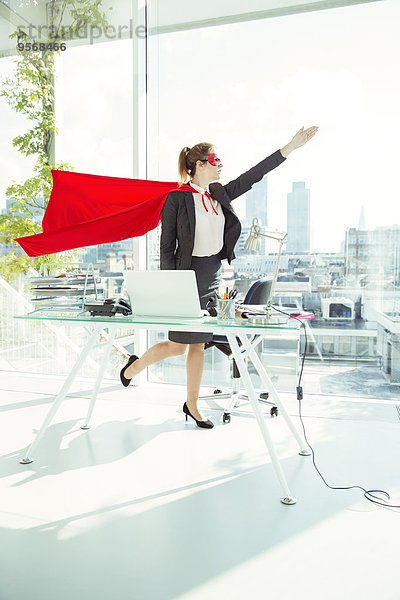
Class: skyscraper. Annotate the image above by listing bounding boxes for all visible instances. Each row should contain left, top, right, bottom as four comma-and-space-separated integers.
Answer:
237, 177, 268, 255
246, 177, 268, 226
286, 181, 310, 253
358, 205, 366, 230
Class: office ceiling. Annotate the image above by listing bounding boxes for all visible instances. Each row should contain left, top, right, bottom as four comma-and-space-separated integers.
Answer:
150, 0, 383, 33
0, 0, 382, 57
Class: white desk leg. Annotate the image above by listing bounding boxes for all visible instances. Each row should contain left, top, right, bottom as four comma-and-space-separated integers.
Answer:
81, 329, 116, 429
20, 327, 100, 465
294, 298, 323, 361
239, 334, 311, 457
226, 333, 297, 505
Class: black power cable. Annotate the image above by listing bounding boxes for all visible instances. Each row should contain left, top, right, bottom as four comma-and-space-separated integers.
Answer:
272, 306, 400, 509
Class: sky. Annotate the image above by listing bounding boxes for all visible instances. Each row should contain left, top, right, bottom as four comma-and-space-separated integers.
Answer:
0, 0, 399, 253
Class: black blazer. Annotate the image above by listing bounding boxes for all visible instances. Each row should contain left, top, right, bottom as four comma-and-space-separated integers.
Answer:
160, 149, 287, 270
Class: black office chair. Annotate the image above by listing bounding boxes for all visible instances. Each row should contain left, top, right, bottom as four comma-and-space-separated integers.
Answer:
201, 278, 278, 423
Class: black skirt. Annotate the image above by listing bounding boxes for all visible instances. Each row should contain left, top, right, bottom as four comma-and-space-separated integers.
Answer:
168, 254, 222, 344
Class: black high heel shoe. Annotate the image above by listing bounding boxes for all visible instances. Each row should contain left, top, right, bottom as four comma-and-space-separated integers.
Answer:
183, 402, 214, 429
120, 355, 139, 387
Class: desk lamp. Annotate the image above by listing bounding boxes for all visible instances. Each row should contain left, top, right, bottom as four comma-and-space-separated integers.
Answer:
244, 218, 288, 323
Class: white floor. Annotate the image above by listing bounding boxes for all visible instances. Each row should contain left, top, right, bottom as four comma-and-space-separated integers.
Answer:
0, 371, 399, 600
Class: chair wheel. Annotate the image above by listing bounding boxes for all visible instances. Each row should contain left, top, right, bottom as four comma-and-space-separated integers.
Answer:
223, 413, 231, 423
270, 406, 278, 417
213, 389, 223, 394
260, 392, 269, 400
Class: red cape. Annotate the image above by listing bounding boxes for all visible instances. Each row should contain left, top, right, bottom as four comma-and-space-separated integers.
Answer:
15, 170, 193, 257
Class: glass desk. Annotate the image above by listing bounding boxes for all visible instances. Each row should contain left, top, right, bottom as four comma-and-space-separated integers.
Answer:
14, 311, 310, 504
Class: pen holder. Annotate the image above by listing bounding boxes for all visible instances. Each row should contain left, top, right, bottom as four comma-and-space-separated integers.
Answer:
217, 298, 236, 320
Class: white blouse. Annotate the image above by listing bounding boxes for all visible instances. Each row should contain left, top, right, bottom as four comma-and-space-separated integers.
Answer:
190, 181, 225, 257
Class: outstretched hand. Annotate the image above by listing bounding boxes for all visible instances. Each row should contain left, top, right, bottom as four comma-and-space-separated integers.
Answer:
290, 126, 319, 150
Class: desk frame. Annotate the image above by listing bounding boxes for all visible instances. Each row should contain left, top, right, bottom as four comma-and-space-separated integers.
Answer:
16, 314, 310, 504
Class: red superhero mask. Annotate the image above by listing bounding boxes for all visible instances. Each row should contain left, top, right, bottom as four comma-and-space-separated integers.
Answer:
207, 153, 223, 167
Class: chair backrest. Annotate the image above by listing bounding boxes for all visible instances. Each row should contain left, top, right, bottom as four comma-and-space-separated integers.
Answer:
243, 277, 273, 305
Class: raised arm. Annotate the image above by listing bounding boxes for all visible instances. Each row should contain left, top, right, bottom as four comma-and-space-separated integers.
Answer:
222, 125, 319, 201
222, 149, 286, 201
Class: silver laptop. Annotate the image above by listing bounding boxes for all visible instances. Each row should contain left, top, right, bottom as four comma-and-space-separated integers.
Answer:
123, 270, 206, 318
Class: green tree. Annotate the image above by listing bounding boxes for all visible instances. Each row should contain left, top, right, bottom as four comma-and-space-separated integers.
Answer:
0, 0, 111, 280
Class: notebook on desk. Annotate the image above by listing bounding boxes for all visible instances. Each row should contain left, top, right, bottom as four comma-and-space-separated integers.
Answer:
123, 270, 206, 318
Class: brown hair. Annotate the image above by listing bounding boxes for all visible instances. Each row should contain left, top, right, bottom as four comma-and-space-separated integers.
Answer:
178, 142, 214, 185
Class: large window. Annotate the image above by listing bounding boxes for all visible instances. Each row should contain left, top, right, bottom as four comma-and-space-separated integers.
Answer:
2, 0, 399, 397
0, 30, 136, 376
56, 38, 135, 271
146, 0, 400, 396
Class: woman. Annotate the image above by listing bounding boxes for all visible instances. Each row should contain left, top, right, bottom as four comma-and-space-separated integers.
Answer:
120, 125, 319, 428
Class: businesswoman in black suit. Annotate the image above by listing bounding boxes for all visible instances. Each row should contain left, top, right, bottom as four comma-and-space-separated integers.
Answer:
121, 125, 318, 428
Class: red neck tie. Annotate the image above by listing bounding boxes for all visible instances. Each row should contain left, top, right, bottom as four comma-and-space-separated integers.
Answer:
191, 187, 218, 216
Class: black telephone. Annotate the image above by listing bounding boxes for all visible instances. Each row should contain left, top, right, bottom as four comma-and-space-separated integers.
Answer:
84, 298, 132, 317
